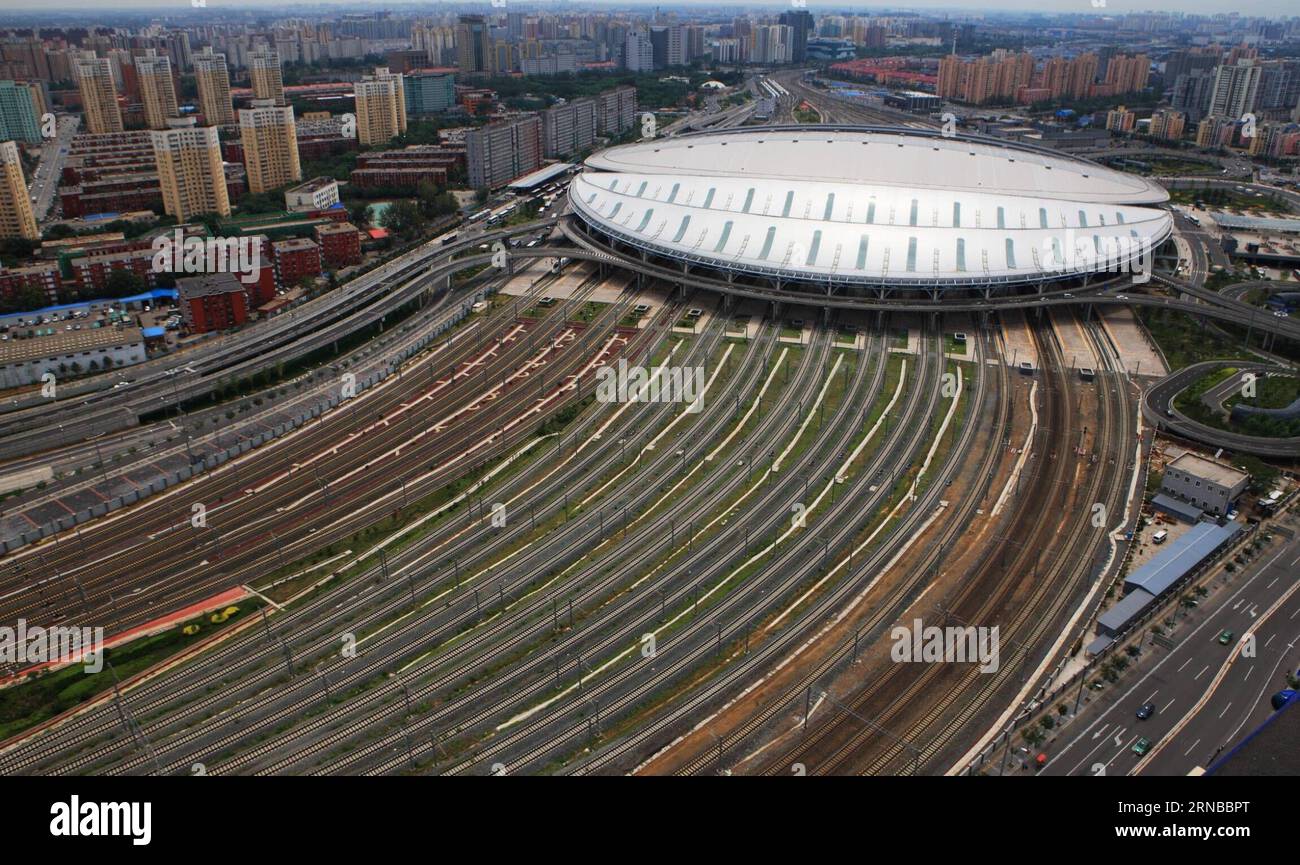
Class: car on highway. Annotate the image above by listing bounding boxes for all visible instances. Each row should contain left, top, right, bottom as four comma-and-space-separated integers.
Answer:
1132, 736, 1153, 756
1136, 702, 1156, 720
1217, 629, 1235, 646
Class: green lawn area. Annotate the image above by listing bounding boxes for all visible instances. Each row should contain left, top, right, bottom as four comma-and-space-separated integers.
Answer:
0, 602, 261, 741
1226, 374, 1300, 411
570, 301, 606, 324
1227, 375, 1300, 438
1169, 186, 1296, 215
1173, 367, 1300, 439
1173, 365, 1239, 421
1146, 158, 1219, 176
1137, 308, 1255, 370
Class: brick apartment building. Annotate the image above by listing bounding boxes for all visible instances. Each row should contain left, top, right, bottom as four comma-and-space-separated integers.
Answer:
177, 272, 249, 333
68, 247, 160, 294
271, 237, 322, 288
349, 145, 465, 189
0, 261, 63, 307
314, 222, 362, 269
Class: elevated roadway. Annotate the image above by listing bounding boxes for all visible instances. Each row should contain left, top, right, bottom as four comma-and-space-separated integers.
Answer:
0, 219, 559, 460
1142, 360, 1300, 458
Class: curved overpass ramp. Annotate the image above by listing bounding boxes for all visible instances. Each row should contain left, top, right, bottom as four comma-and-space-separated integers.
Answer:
1142, 360, 1300, 458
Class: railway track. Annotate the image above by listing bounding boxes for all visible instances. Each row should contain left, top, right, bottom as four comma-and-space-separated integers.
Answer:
428, 322, 946, 775
302, 321, 862, 774
763, 311, 1131, 776
291, 320, 846, 774
0, 268, 623, 639
663, 320, 1002, 776
553, 323, 954, 776
1, 280, 685, 774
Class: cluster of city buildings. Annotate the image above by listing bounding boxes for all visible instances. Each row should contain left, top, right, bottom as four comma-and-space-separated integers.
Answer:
937, 50, 1150, 107
0, 7, 1296, 360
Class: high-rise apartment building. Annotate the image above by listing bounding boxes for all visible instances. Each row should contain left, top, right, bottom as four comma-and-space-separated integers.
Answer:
1104, 105, 1136, 133
1067, 53, 1099, 100
73, 53, 123, 134
354, 67, 407, 147
1171, 68, 1217, 124
249, 48, 286, 106
778, 10, 814, 63
150, 116, 230, 221
466, 116, 542, 189
596, 85, 636, 135
0, 80, 43, 143
1209, 61, 1261, 119
624, 30, 653, 73
0, 140, 38, 240
403, 72, 456, 115
542, 97, 598, 158
193, 48, 235, 126
1195, 115, 1235, 149
456, 15, 494, 77
238, 98, 301, 193
135, 51, 179, 130
1149, 108, 1186, 141
1103, 53, 1150, 96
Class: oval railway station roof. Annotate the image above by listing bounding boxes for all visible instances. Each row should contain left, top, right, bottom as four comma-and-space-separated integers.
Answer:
572, 127, 1172, 288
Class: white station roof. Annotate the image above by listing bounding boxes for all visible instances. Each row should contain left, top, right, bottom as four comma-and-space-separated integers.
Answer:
573, 128, 1172, 287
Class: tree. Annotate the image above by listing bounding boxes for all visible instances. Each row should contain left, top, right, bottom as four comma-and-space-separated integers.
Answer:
0, 237, 38, 260
380, 199, 427, 236
104, 268, 146, 299
416, 182, 459, 219
0, 284, 47, 315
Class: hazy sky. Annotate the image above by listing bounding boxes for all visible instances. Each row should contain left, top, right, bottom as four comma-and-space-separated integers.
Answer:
0, 0, 1294, 18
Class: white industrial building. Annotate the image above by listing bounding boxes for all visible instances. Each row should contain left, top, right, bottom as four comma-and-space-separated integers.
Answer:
0, 327, 146, 388
1160, 452, 1249, 516
284, 177, 340, 212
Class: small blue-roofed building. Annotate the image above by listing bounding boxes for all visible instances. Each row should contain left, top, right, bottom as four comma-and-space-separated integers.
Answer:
508, 163, 574, 192
1095, 588, 1157, 638
1123, 520, 1242, 599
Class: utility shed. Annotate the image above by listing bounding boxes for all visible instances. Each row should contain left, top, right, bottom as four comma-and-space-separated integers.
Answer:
1151, 492, 1203, 523
1123, 520, 1242, 598
1096, 588, 1156, 638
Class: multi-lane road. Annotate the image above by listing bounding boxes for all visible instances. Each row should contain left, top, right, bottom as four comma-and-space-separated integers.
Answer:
1042, 511, 1300, 776
29, 113, 78, 222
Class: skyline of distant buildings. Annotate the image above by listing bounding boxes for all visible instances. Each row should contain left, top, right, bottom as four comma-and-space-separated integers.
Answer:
0, 3, 1295, 299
